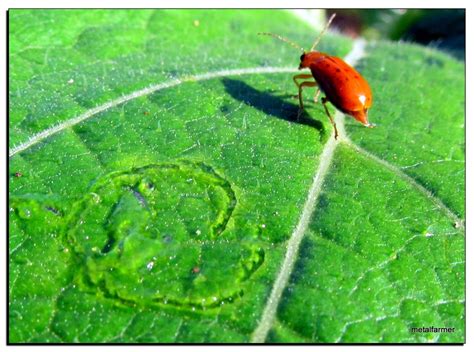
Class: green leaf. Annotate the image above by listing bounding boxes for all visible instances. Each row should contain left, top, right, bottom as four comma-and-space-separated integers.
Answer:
9, 10, 464, 343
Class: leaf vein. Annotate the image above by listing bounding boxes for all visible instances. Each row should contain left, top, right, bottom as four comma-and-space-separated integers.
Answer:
343, 139, 465, 231
9, 66, 298, 158
251, 38, 367, 343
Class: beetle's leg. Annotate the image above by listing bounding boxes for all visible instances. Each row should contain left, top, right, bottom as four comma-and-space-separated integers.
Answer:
321, 97, 339, 140
296, 81, 318, 119
293, 74, 313, 88
292, 74, 314, 100
313, 89, 321, 103
293, 75, 320, 103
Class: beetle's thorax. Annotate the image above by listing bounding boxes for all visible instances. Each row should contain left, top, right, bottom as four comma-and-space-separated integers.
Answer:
299, 51, 327, 70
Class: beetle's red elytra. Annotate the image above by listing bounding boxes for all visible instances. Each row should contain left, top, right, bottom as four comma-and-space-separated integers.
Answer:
259, 14, 374, 139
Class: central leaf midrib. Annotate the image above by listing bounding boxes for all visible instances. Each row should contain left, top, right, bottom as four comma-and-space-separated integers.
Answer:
250, 38, 367, 343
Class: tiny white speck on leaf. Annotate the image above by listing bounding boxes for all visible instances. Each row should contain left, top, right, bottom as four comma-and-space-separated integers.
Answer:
67, 79, 74, 84
425, 232, 434, 237
146, 261, 155, 270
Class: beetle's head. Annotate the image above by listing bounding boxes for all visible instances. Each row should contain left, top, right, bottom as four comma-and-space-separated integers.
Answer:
299, 52, 320, 70
298, 53, 308, 70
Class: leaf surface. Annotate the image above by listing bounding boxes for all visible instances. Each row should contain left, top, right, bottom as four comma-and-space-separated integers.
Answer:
9, 10, 464, 343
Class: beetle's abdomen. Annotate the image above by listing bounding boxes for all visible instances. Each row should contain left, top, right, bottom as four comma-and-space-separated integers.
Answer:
309, 55, 372, 114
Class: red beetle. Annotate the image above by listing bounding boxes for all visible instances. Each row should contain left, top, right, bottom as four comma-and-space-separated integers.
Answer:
260, 14, 374, 139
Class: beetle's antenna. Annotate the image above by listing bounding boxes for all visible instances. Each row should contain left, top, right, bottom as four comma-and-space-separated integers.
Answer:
258, 32, 305, 52
310, 13, 336, 52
